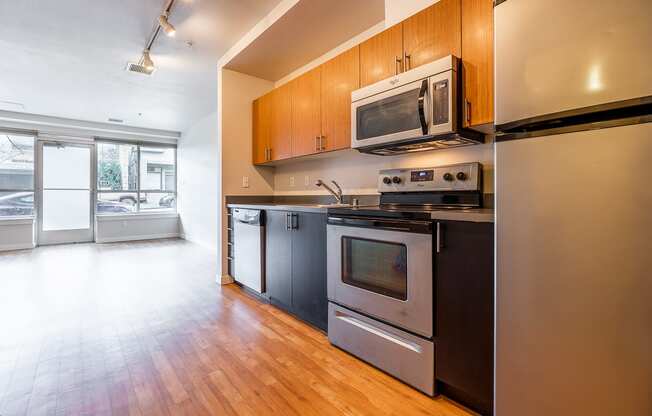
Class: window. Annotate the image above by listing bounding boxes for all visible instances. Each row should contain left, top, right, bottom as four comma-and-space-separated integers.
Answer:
96, 141, 176, 214
0, 134, 35, 217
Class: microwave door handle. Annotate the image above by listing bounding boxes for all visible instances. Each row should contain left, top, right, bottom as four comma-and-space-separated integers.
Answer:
417, 79, 429, 135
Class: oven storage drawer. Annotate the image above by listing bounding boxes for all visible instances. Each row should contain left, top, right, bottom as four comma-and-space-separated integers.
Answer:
328, 303, 434, 395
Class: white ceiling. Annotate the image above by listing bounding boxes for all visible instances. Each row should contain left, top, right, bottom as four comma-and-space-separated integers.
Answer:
0, 0, 282, 132
224, 0, 385, 81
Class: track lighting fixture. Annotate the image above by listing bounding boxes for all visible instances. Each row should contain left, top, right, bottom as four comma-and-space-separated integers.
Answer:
158, 12, 176, 37
142, 49, 155, 72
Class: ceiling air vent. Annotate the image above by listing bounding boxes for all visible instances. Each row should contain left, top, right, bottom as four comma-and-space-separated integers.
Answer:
125, 62, 155, 76
108, 118, 124, 123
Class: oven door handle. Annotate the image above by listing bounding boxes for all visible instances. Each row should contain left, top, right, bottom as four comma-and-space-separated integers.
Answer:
417, 78, 429, 135
328, 216, 432, 234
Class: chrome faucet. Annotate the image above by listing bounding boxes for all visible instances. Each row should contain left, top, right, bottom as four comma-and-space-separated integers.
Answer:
315, 179, 343, 204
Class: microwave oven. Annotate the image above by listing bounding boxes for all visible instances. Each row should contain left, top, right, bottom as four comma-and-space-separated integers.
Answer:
351, 55, 484, 155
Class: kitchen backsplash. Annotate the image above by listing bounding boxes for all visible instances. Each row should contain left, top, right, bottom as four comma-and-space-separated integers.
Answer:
273, 142, 495, 194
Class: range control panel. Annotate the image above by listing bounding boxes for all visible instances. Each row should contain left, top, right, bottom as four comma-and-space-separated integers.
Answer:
378, 162, 482, 192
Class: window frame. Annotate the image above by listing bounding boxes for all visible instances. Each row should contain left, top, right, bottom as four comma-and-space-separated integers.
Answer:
0, 131, 36, 218
95, 139, 177, 214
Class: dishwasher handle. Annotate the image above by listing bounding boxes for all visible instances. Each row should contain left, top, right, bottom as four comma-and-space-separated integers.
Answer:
233, 209, 264, 225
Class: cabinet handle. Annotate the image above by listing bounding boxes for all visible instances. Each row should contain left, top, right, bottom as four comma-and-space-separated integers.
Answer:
268, 148, 272, 161
315, 136, 320, 152
464, 99, 471, 125
286, 213, 291, 230
404, 53, 411, 71
436, 222, 443, 253
320, 135, 326, 151
291, 213, 298, 230
395, 56, 403, 75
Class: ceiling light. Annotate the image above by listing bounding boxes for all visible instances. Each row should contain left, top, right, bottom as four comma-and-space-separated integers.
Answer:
158, 12, 176, 37
142, 49, 155, 71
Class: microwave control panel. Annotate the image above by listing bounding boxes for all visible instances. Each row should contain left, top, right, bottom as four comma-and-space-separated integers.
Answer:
378, 162, 481, 192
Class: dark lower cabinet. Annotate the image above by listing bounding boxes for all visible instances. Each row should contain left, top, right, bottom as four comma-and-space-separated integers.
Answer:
265, 210, 328, 331
291, 212, 328, 330
435, 220, 494, 416
265, 210, 293, 310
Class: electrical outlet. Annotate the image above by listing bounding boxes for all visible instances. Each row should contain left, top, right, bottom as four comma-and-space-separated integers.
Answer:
242, 176, 249, 188
289, 176, 295, 187
304, 175, 310, 186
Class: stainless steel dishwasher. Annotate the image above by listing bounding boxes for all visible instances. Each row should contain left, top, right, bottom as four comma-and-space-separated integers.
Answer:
232, 208, 265, 293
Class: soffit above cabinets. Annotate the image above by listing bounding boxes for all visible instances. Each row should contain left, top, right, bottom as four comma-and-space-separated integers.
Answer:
224, 0, 385, 81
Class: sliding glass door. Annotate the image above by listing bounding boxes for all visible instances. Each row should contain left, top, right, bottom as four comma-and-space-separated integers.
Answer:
36, 140, 95, 245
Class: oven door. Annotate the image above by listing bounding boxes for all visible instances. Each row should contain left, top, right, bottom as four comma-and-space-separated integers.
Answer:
327, 216, 433, 338
351, 78, 430, 149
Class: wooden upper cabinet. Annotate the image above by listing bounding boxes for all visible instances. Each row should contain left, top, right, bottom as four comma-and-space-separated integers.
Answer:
291, 67, 322, 157
461, 0, 494, 128
403, 0, 461, 71
270, 83, 292, 161
321, 46, 359, 152
359, 24, 404, 87
252, 92, 271, 165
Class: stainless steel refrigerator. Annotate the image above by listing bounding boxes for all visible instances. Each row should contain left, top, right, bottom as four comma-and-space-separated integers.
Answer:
494, 1, 652, 415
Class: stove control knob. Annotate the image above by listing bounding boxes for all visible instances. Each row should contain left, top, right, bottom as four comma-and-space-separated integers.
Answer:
382, 176, 392, 185
443, 172, 454, 181
392, 176, 402, 184
456, 172, 467, 181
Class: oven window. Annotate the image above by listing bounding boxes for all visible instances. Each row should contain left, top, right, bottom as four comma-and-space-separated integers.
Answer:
356, 88, 422, 140
341, 237, 407, 300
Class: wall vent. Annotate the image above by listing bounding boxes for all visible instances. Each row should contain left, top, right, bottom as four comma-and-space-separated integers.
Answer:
108, 118, 124, 123
125, 62, 155, 76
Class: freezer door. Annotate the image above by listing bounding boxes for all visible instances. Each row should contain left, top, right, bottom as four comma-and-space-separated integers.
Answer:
495, 122, 652, 416
495, 0, 652, 125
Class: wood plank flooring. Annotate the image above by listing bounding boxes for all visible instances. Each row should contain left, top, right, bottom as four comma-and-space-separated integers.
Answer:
0, 239, 474, 416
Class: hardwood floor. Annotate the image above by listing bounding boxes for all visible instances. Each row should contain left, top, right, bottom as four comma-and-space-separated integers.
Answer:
0, 239, 474, 416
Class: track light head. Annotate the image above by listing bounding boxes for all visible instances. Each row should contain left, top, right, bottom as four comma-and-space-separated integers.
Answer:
158, 13, 176, 37
142, 49, 155, 71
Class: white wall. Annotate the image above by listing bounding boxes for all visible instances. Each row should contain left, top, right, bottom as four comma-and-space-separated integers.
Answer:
0, 218, 34, 251
178, 111, 219, 253
384, 0, 439, 26
219, 69, 275, 278
95, 213, 180, 243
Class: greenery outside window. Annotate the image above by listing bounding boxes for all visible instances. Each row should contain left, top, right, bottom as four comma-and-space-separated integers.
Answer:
96, 141, 176, 214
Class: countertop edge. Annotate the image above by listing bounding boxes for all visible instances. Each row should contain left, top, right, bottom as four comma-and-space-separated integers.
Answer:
228, 203, 494, 222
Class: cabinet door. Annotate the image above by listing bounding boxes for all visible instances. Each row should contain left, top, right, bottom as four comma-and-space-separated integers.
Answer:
270, 83, 293, 161
435, 220, 494, 416
461, 0, 494, 128
321, 46, 359, 151
403, 0, 461, 71
252, 93, 271, 165
359, 24, 404, 87
265, 211, 293, 311
291, 212, 328, 331
291, 67, 322, 157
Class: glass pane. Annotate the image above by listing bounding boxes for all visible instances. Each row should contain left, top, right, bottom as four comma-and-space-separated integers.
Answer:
140, 146, 175, 191
97, 192, 138, 214
140, 192, 176, 211
0, 191, 34, 217
97, 142, 138, 191
356, 88, 421, 140
43, 145, 90, 189
0, 135, 34, 190
43, 190, 90, 230
342, 237, 407, 300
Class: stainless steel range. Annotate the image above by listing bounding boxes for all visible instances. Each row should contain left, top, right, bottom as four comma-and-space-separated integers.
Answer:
326, 162, 482, 395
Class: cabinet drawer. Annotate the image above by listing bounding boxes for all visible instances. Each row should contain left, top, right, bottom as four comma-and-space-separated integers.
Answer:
328, 303, 434, 395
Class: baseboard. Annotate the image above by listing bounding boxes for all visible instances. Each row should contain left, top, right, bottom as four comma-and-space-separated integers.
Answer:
95, 233, 180, 244
220, 274, 235, 285
0, 242, 35, 252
